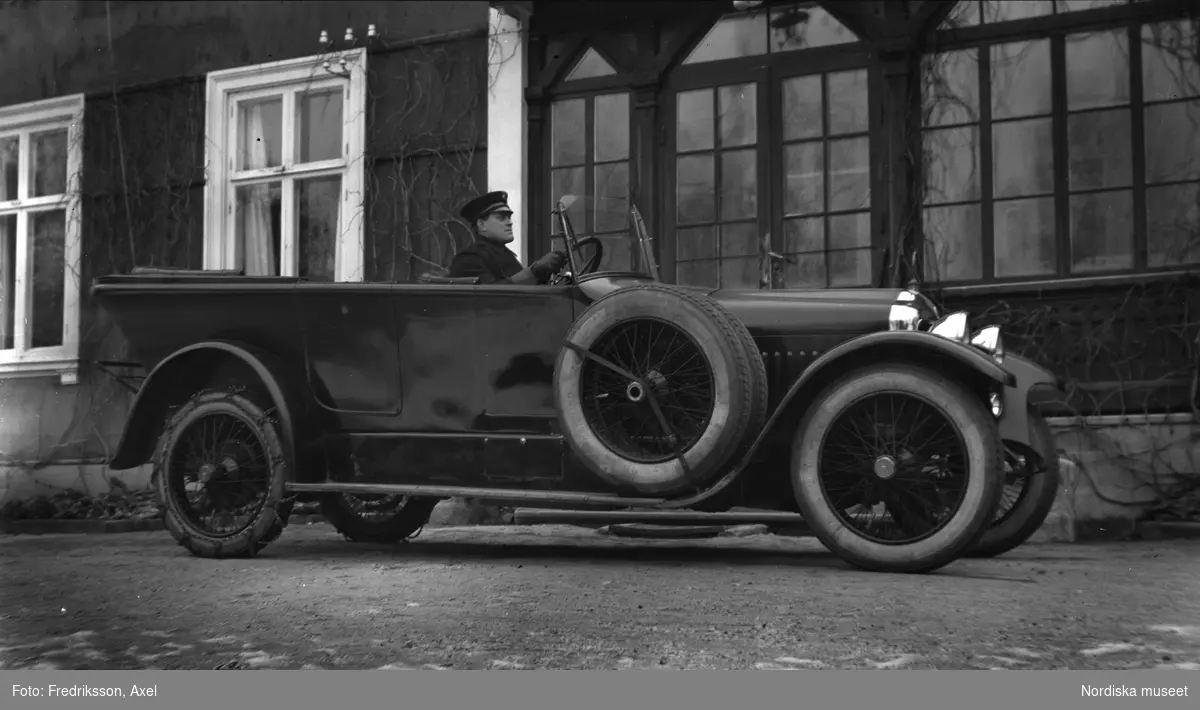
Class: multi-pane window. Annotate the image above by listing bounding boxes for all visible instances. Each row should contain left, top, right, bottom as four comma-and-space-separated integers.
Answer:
674, 83, 761, 289
203, 50, 367, 282
549, 91, 635, 271
0, 95, 84, 382
778, 69, 872, 287
922, 16, 1200, 283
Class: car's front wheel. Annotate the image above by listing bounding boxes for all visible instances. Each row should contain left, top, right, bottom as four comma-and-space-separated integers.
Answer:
157, 388, 290, 559
790, 363, 1004, 574
966, 406, 1062, 557
318, 493, 438, 543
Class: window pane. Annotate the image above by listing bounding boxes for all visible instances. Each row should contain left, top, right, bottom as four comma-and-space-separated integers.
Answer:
783, 216, 823, 253
721, 221, 759, 258
676, 225, 716, 261
923, 204, 983, 281
941, 0, 980, 29
550, 167, 585, 212
720, 256, 760, 289
0, 137, 16, 201
595, 162, 629, 232
992, 118, 1054, 198
238, 97, 283, 170
829, 211, 872, 249
1067, 109, 1131, 190
236, 182, 282, 276
782, 252, 826, 288
827, 69, 868, 135
995, 197, 1056, 278
296, 88, 343, 164
829, 248, 873, 287
677, 89, 715, 152
595, 93, 630, 162
1142, 20, 1200, 102
30, 129, 68, 197
923, 126, 981, 205
1070, 190, 1133, 273
1065, 30, 1130, 111
1144, 100, 1200, 184
676, 259, 718, 288
677, 154, 715, 225
983, 0, 1054, 21
297, 176, 340, 281
1146, 183, 1200, 267
684, 13, 767, 64
567, 48, 617, 81
922, 49, 980, 127
551, 98, 586, 167
991, 40, 1052, 120
828, 137, 870, 211
718, 84, 757, 148
783, 141, 823, 216
782, 75, 822, 141
30, 209, 65, 348
770, 3, 858, 50
720, 149, 757, 221
0, 214, 14, 349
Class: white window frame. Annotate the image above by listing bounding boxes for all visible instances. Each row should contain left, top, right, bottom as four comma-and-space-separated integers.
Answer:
0, 94, 85, 385
202, 48, 367, 282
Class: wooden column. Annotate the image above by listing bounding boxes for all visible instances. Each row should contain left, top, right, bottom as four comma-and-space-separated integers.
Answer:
630, 81, 660, 264
875, 42, 922, 289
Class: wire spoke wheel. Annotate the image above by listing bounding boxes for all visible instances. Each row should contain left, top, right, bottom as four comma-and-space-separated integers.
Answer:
580, 317, 715, 463
165, 410, 272, 538
819, 391, 971, 545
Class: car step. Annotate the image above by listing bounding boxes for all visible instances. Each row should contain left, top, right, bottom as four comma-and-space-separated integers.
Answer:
512, 507, 809, 530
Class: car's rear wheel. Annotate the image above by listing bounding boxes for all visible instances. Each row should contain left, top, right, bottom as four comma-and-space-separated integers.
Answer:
318, 493, 438, 543
966, 407, 1061, 557
790, 363, 1004, 574
157, 389, 289, 559
555, 283, 767, 497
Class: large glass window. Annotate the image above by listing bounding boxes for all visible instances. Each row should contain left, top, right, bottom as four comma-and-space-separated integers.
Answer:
923, 17, 1200, 283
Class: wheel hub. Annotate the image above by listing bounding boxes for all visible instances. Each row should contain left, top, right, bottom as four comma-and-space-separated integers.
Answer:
625, 381, 646, 402
873, 455, 897, 480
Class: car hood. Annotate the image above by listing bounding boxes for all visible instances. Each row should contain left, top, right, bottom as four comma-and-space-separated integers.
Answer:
705, 287, 907, 336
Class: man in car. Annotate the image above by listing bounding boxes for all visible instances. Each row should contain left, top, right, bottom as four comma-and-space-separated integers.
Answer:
448, 190, 567, 285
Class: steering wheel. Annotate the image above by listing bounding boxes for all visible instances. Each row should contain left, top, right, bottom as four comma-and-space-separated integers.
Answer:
549, 236, 604, 285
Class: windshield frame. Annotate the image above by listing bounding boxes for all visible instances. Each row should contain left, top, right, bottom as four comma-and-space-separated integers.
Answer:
551, 195, 660, 283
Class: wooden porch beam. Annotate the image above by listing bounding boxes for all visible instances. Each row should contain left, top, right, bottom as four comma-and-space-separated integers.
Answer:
646, 6, 725, 75
907, 0, 958, 39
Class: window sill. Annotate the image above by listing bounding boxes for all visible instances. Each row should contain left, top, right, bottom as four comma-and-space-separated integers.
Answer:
0, 358, 81, 385
930, 269, 1200, 299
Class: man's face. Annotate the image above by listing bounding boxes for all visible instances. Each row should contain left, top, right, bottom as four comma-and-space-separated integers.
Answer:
476, 210, 514, 244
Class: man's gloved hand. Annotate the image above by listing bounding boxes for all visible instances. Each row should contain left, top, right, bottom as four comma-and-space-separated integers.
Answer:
530, 250, 568, 282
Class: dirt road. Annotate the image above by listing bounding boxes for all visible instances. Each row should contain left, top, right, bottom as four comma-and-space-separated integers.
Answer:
2, 524, 1198, 670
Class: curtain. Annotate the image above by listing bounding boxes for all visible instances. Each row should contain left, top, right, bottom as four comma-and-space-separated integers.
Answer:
241, 102, 276, 276
0, 140, 13, 349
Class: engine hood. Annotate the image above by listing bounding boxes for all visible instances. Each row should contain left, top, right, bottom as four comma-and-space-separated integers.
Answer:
707, 287, 913, 337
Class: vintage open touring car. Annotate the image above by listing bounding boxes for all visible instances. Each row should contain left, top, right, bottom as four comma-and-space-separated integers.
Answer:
90, 196, 1063, 574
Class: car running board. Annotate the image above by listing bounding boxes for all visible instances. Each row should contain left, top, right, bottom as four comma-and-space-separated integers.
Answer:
286, 481, 667, 508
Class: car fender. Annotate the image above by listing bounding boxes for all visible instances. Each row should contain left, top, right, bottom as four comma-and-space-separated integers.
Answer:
749, 330, 1015, 456
108, 340, 301, 472
996, 352, 1064, 452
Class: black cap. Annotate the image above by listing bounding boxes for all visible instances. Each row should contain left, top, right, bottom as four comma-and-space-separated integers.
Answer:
460, 191, 512, 224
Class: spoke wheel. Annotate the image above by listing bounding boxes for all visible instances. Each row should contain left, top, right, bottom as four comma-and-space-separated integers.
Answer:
791, 363, 1003, 574
820, 392, 971, 546
966, 407, 1062, 558
581, 318, 715, 463
157, 389, 289, 558
319, 492, 438, 544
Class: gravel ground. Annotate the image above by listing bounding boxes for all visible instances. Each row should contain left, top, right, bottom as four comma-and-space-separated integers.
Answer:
1, 523, 1198, 671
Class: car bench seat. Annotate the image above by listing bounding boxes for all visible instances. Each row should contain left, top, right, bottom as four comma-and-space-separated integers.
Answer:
418, 273, 482, 285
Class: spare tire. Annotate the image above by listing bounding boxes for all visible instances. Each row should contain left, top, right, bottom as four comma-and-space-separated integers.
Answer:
554, 283, 768, 497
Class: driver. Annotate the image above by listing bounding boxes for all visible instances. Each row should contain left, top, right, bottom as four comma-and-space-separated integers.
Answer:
448, 191, 567, 285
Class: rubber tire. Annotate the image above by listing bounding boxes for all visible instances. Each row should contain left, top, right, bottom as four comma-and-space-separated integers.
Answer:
318, 493, 438, 543
790, 363, 1005, 574
157, 389, 289, 559
555, 283, 768, 497
965, 407, 1062, 558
